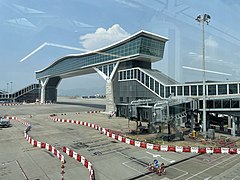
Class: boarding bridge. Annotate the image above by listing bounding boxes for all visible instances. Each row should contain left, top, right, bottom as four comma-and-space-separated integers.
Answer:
0, 84, 40, 103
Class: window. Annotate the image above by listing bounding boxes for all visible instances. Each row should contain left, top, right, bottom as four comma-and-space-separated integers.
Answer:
229, 84, 237, 94
166, 86, 170, 97
177, 86, 183, 96
184, 86, 189, 96
171, 86, 176, 96
191, 85, 197, 96
127, 70, 130, 79
141, 72, 145, 84
208, 85, 216, 95
145, 75, 149, 87
160, 84, 164, 97
150, 77, 154, 91
119, 71, 123, 80
218, 84, 227, 95
155, 81, 159, 94
120, 97, 123, 102
198, 85, 203, 96
134, 69, 137, 79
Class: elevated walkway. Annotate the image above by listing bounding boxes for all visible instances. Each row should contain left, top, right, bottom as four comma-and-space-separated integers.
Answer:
118, 67, 240, 112
0, 84, 40, 103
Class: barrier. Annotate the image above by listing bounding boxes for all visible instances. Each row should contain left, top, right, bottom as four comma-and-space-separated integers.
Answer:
7, 116, 65, 179
0, 103, 22, 106
50, 116, 240, 155
63, 147, 95, 180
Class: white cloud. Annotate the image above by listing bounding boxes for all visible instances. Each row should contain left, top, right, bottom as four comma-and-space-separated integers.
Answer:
79, 24, 130, 50
205, 35, 218, 48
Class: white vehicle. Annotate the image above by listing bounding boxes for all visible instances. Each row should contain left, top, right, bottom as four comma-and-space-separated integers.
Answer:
0, 118, 10, 128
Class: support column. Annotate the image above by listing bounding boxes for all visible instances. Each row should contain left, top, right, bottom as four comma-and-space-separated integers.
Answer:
106, 79, 115, 112
228, 115, 232, 128
191, 112, 194, 131
232, 116, 236, 136
237, 117, 240, 135
93, 62, 119, 113
39, 78, 49, 104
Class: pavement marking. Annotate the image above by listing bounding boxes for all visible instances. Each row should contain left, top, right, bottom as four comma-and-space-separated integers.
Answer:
204, 177, 212, 180
117, 152, 152, 179
232, 176, 239, 180
15, 160, 29, 180
171, 166, 189, 180
185, 155, 236, 180
146, 151, 175, 163
146, 151, 160, 157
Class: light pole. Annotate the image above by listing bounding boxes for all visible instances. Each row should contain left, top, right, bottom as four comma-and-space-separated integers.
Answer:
195, 14, 211, 138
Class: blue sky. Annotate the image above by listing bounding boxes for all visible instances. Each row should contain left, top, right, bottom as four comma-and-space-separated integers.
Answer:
1, 0, 240, 96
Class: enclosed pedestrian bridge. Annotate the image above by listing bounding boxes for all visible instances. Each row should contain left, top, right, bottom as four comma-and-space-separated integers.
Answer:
35, 30, 168, 111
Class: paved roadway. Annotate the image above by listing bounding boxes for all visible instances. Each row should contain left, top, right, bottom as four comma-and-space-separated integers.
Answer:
0, 98, 240, 180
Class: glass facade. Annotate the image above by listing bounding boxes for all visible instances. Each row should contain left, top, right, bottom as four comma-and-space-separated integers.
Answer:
36, 33, 166, 79
118, 67, 240, 101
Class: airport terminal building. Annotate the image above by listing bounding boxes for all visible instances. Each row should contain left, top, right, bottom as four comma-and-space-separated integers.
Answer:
2, 30, 240, 136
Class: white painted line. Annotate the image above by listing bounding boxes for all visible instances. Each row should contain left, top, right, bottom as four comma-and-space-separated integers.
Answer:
123, 156, 151, 166
204, 177, 212, 180
146, 151, 175, 163
172, 166, 189, 180
146, 151, 160, 157
122, 162, 152, 179
117, 152, 152, 179
185, 155, 236, 180
232, 176, 239, 180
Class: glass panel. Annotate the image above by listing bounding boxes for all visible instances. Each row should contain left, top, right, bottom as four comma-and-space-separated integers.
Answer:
119, 71, 123, 80
177, 86, 182, 96
166, 87, 170, 97
191, 85, 197, 96
123, 71, 126, 79
137, 70, 140, 81
134, 69, 137, 79
215, 100, 222, 108
155, 81, 159, 94
218, 84, 227, 95
127, 70, 130, 79
130, 70, 133, 79
145, 75, 149, 87
171, 86, 176, 95
198, 85, 203, 96
208, 85, 216, 95
231, 100, 239, 108
184, 86, 189, 96
223, 100, 230, 108
150, 77, 154, 91
141, 72, 145, 84
207, 100, 213, 108
160, 84, 164, 97
229, 84, 237, 94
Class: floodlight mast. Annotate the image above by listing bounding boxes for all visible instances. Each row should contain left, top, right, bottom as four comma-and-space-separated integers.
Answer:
195, 14, 211, 138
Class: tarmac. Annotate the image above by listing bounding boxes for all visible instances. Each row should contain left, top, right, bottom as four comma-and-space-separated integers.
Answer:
0, 97, 240, 180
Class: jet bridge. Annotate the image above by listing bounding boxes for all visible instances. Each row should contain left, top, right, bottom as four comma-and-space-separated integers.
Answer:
127, 96, 197, 140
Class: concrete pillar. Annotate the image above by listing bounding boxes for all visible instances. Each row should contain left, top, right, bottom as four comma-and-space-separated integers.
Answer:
191, 112, 194, 131
94, 62, 119, 113
40, 78, 49, 104
228, 115, 232, 128
232, 116, 236, 136
106, 79, 115, 112
236, 117, 240, 135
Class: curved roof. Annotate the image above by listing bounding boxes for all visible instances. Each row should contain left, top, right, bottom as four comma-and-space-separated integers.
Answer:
36, 30, 168, 79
